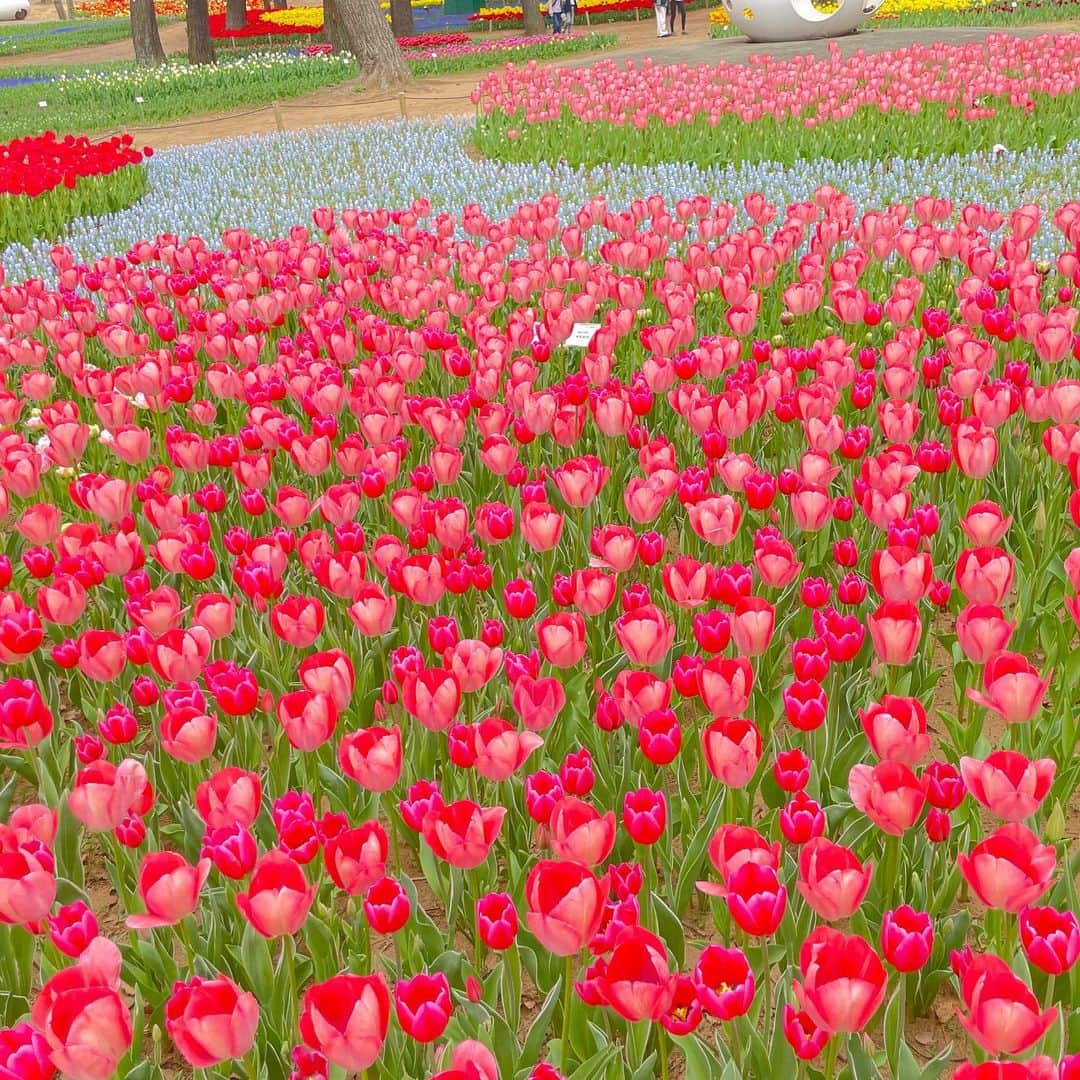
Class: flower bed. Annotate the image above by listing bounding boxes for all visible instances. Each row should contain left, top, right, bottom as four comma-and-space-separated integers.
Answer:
209, 0, 447, 37
0, 52, 356, 142
709, 0, 1080, 25
76, 0, 259, 16
471, 0, 662, 24
0, 168, 1077, 1078
473, 35, 1080, 168
0, 132, 148, 249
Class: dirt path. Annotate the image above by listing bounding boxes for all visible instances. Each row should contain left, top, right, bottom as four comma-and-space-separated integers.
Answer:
5, 8, 1078, 149
12, 18, 705, 149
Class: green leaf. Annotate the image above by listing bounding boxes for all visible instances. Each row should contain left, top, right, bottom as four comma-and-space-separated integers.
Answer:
652, 893, 685, 967
845, 1033, 883, 1080
569, 1045, 619, 1080
240, 920, 274, 1002
519, 975, 563, 1070
630, 1051, 658, 1080
672, 1033, 722, 1077
883, 985, 903, 1076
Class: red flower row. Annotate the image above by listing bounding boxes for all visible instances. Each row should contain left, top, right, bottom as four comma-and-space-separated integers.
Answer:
207, 10, 319, 37
0, 132, 149, 200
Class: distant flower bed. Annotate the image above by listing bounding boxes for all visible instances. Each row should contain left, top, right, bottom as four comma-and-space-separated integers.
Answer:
471, 0, 668, 21
76, 0, 258, 16
0, 132, 149, 248
211, 0, 445, 37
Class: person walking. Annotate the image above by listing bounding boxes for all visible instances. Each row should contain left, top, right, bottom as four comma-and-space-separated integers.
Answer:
565, 0, 576, 30
668, 0, 687, 32
550, 0, 564, 33
654, 0, 669, 36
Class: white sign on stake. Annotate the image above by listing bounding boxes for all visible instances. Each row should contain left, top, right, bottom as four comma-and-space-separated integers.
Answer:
565, 322, 601, 348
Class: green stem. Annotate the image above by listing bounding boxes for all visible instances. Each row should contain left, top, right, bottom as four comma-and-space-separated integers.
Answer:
823, 1036, 839, 1080
759, 938, 771, 1038
1044, 973, 1056, 1010
283, 934, 299, 1042
659, 1024, 669, 1080
561, 953, 575, 1070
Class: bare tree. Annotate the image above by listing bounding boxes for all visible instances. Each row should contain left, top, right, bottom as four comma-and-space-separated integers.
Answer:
225, 0, 247, 30
186, 0, 215, 63
522, 0, 544, 34
130, 0, 166, 65
53, 0, 77, 19
389, 0, 414, 37
335, 0, 408, 87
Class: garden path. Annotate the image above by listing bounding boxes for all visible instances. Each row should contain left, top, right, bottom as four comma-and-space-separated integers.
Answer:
2, 17, 1076, 147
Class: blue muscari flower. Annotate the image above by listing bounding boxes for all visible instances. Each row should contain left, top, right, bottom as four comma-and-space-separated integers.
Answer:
2, 117, 1076, 281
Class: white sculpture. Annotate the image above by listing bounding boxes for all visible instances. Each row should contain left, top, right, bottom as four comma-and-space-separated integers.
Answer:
721, 0, 885, 42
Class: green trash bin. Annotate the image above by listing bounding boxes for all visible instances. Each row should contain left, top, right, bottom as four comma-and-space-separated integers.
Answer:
444, 0, 483, 14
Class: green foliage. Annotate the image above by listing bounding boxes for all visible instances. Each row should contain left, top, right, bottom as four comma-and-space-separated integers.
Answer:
0, 17, 144, 58
0, 53, 355, 141
474, 90, 1080, 169
405, 31, 616, 77
0, 164, 147, 249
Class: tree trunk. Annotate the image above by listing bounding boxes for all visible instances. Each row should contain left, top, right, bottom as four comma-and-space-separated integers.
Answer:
186, 0, 216, 63
52, 0, 66, 19
389, 0, 414, 37
323, 0, 349, 52
65, 0, 76, 18
334, 0, 408, 88
130, 0, 167, 65
225, 0, 247, 30
522, 0, 544, 34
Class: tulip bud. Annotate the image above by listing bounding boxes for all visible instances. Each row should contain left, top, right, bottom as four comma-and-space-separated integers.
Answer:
1045, 799, 1066, 843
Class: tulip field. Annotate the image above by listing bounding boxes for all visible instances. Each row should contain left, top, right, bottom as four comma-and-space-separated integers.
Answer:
1, 15, 1080, 1080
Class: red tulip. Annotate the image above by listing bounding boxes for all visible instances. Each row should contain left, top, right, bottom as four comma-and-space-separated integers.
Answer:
783, 1004, 830, 1061
471, 716, 544, 782
956, 953, 1056, 1056
0, 677, 53, 749
535, 612, 587, 668
859, 695, 930, 766
195, 767, 261, 829
524, 859, 609, 956
394, 971, 453, 1043
166, 975, 259, 1068
796, 837, 873, 921
549, 797, 616, 866
235, 851, 316, 937
421, 800, 505, 869
957, 823, 1056, 912
866, 600, 922, 666
476, 891, 518, 950
324, 822, 388, 896
363, 876, 411, 934
793, 926, 888, 1034
0, 843, 55, 926
32, 938, 133, 1080
702, 716, 762, 788
126, 850, 210, 930
967, 652, 1051, 725
955, 603, 1016, 664
68, 758, 148, 833
277, 689, 338, 751
880, 906, 933, 972
595, 928, 677, 1021
693, 945, 754, 1020
959, 751, 1056, 822
848, 760, 926, 835
300, 973, 390, 1071
338, 726, 402, 792
1018, 906, 1080, 976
